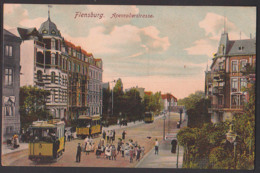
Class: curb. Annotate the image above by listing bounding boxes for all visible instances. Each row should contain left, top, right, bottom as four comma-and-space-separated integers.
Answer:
134, 140, 164, 168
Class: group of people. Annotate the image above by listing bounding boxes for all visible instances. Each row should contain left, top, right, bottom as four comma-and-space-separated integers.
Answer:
7, 134, 20, 149
102, 130, 116, 144
76, 130, 145, 163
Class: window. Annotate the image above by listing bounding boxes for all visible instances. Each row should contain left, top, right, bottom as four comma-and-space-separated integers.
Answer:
231, 78, 238, 92
74, 63, 76, 72
240, 60, 247, 71
58, 73, 61, 84
240, 95, 246, 105
51, 39, 55, 49
37, 70, 43, 81
42, 30, 48, 34
68, 61, 71, 71
82, 66, 85, 75
5, 68, 13, 86
51, 72, 55, 83
238, 46, 244, 51
218, 96, 223, 105
4, 97, 15, 116
51, 54, 56, 65
5, 45, 13, 57
232, 61, 238, 72
78, 64, 80, 73
240, 78, 247, 89
231, 95, 238, 106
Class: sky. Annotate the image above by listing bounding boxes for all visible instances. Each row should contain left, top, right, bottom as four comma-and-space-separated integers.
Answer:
4, 4, 256, 99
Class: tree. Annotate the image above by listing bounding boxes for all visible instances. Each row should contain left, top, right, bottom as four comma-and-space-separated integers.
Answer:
19, 86, 50, 129
178, 91, 210, 128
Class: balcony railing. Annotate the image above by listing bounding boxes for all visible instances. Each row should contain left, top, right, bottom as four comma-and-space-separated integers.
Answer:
212, 86, 224, 95
231, 105, 244, 109
211, 104, 224, 109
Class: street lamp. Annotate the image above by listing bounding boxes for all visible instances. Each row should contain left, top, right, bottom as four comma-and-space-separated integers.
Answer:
179, 108, 183, 125
110, 80, 116, 116
226, 122, 237, 169
163, 113, 166, 140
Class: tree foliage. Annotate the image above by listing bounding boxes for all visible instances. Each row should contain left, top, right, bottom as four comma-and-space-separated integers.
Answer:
19, 86, 50, 129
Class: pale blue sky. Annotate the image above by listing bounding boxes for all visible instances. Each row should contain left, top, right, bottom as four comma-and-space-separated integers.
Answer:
4, 4, 256, 98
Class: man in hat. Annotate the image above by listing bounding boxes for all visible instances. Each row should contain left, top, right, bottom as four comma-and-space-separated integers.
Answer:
76, 143, 82, 162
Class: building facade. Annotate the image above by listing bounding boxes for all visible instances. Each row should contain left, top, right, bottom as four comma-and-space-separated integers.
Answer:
206, 32, 256, 123
17, 11, 103, 120
2, 29, 22, 140
88, 55, 103, 116
18, 15, 68, 119
65, 40, 89, 119
161, 93, 178, 112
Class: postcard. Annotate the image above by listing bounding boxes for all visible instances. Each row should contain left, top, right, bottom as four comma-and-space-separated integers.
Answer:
2, 4, 256, 170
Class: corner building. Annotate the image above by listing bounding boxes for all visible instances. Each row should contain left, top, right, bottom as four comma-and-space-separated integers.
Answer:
18, 12, 103, 120
205, 32, 256, 123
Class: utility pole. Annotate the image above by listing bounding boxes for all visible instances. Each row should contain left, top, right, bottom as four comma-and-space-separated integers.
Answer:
176, 143, 179, 168
110, 80, 116, 116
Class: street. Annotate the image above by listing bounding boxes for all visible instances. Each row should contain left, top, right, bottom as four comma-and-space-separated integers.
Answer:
2, 112, 182, 167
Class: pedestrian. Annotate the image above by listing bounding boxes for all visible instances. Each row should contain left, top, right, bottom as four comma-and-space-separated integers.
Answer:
86, 142, 91, 155
105, 144, 111, 160
141, 146, 145, 157
102, 130, 106, 140
136, 146, 141, 161
112, 130, 116, 143
111, 145, 116, 160
76, 143, 82, 162
96, 145, 102, 158
129, 147, 134, 163
171, 139, 177, 153
109, 130, 113, 143
122, 130, 126, 141
155, 138, 159, 155
117, 139, 122, 154
107, 130, 110, 143
121, 143, 125, 157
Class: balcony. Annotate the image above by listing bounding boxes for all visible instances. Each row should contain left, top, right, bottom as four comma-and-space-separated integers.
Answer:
212, 86, 224, 95
231, 105, 244, 109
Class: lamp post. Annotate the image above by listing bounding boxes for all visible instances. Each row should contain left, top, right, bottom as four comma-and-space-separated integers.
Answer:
179, 108, 183, 125
226, 122, 237, 169
163, 113, 166, 140
110, 80, 116, 116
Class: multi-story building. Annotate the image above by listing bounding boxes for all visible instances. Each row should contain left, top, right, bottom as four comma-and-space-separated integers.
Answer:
88, 54, 103, 116
2, 29, 22, 140
206, 32, 256, 123
18, 14, 68, 119
161, 93, 178, 112
17, 11, 103, 120
65, 40, 89, 119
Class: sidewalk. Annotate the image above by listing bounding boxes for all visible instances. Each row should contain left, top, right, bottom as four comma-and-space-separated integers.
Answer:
135, 112, 187, 168
135, 139, 184, 168
2, 142, 28, 155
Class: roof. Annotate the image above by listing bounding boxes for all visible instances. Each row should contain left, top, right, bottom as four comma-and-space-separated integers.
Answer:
4, 29, 21, 42
216, 33, 256, 57
78, 115, 91, 120
17, 27, 41, 40
95, 59, 102, 62
227, 39, 256, 55
145, 91, 153, 96
161, 93, 177, 101
38, 17, 61, 38
30, 120, 64, 128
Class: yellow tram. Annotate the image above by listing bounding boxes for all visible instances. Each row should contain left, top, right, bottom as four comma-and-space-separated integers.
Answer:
76, 115, 102, 138
28, 119, 65, 162
144, 112, 154, 123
